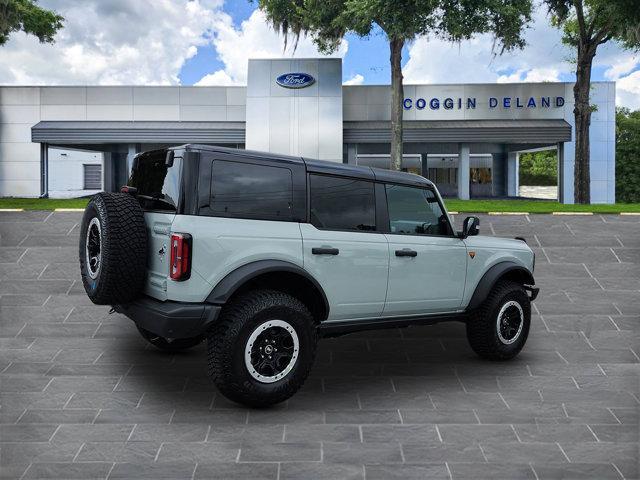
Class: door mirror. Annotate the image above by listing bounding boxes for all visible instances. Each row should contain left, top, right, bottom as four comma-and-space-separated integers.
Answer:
460, 216, 480, 238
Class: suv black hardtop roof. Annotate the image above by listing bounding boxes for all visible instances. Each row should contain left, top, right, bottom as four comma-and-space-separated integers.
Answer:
166, 144, 435, 189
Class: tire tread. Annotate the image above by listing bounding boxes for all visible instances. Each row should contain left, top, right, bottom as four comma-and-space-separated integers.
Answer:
466, 280, 530, 361
79, 192, 147, 304
207, 289, 317, 407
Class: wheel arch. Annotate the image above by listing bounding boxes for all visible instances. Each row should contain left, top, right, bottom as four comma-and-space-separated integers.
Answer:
206, 260, 330, 323
466, 261, 535, 311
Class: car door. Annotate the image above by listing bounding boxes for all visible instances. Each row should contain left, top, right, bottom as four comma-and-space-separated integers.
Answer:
300, 173, 389, 321
383, 183, 467, 316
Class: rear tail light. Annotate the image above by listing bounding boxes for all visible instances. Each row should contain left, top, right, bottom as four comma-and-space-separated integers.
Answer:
169, 233, 192, 281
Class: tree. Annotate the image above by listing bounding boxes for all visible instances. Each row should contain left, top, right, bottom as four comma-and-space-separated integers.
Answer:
615, 107, 640, 203
258, 0, 532, 170
544, 0, 640, 204
0, 0, 64, 46
519, 150, 558, 186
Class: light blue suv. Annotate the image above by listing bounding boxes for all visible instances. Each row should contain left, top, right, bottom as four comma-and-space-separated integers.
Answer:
79, 145, 538, 407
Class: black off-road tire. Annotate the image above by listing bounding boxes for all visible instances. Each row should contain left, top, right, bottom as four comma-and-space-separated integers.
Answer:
137, 326, 204, 352
207, 289, 318, 407
466, 280, 531, 361
79, 192, 147, 305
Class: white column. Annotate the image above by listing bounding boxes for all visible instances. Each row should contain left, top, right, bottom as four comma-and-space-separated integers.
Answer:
557, 142, 565, 203
457, 143, 470, 200
507, 151, 519, 197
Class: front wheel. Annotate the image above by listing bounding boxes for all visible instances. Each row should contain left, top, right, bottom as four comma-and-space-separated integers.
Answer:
207, 290, 317, 407
466, 280, 531, 360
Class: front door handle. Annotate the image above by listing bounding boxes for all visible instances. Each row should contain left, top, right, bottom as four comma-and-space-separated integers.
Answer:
395, 249, 417, 257
312, 247, 339, 255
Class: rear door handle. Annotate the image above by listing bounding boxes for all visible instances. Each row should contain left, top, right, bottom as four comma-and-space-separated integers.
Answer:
312, 247, 339, 255
395, 249, 417, 257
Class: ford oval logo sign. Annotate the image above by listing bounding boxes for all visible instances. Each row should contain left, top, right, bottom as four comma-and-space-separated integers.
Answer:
276, 72, 315, 89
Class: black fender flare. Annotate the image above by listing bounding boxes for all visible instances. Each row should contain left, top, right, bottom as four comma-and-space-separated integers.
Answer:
205, 259, 330, 316
466, 261, 535, 311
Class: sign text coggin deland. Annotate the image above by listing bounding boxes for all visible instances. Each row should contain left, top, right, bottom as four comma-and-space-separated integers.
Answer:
403, 96, 565, 110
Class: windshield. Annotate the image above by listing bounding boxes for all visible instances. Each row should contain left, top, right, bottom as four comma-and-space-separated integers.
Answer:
128, 151, 182, 212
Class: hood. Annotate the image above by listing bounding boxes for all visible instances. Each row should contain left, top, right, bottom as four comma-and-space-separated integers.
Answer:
464, 235, 532, 252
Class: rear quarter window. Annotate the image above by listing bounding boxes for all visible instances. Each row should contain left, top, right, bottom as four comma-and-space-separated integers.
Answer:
207, 159, 294, 221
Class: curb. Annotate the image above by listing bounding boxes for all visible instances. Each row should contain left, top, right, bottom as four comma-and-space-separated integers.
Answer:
552, 212, 593, 215
488, 212, 529, 215
54, 208, 85, 212
620, 212, 640, 216
0, 208, 24, 212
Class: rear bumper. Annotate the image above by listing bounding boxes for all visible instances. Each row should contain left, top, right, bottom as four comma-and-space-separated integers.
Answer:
114, 296, 221, 339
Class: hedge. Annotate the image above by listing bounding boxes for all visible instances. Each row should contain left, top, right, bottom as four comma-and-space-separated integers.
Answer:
616, 108, 640, 203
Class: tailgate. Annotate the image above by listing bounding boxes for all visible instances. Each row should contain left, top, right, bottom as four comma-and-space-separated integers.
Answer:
143, 212, 176, 301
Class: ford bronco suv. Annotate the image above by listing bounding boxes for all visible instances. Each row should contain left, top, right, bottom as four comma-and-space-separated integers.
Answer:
79, 144, 538, 407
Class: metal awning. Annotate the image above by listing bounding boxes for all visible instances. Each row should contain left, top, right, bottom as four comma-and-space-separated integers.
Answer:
31, 121, 246, 144
344, 119, 572, 144
32, 119, 571, 146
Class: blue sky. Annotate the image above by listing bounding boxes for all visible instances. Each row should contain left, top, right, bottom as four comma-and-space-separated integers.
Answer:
180, 27, 401, 85
178, 0, 623, 87
179, 0, 254, 85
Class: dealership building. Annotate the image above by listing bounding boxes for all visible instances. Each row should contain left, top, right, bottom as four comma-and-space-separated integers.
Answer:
0, 58, 616, 203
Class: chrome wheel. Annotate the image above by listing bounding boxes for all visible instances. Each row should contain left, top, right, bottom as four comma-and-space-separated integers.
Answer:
496, 300, 524, 345
245, 319, 299, 384
85, 217, 102, 279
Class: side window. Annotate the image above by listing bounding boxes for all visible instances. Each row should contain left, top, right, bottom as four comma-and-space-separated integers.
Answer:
209, 160, 293, 221
309, 174, 376, 231
385, 184, 451, 236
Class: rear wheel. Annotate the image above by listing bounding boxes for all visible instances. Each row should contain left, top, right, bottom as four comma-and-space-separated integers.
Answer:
137, 326, 204, 352
466, 280, 530, 360
207, 289, 317, 407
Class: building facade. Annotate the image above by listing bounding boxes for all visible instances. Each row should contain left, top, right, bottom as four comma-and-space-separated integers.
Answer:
0, 58, 616, 203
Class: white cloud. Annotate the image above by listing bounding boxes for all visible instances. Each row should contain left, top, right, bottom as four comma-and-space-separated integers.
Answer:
402, 8, 639, 108
403, 10, 571, 85
195, 70, 238, 86
197, 9, 348, 86
343, 73, 364, 85
604, 53, 639, 80
616, 70, 640, 110
599, 51, 640, 110
0, 0, 223, 85
497, 67, 561, 83
0, 2, 346, 86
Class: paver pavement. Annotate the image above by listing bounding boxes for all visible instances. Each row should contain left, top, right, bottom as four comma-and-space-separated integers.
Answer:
0, 211, 638, 479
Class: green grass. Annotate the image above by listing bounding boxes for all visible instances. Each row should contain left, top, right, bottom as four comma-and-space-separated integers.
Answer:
0, 197, 89, 210
1, 197, 639, 214
444, 199, 640, 214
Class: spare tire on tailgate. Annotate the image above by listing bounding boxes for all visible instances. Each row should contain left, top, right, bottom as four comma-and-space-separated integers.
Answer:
79, 192, 148, 305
